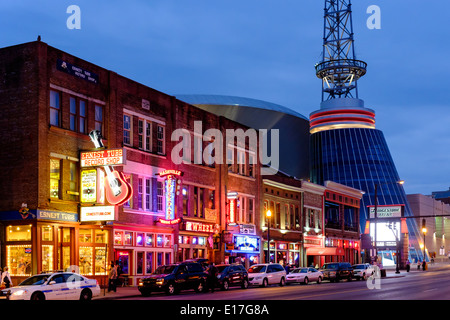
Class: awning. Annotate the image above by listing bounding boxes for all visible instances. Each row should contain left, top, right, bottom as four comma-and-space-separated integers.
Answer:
306, 247, 345, 256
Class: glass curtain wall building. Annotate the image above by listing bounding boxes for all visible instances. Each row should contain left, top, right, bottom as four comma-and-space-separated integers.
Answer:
310, 127, 423, 262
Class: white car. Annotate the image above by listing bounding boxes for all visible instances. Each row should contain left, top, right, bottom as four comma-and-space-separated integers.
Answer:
1, 272, 100, 300
247, 263, 286, 287
352, 263, 375, 280
286, 267, 323, 285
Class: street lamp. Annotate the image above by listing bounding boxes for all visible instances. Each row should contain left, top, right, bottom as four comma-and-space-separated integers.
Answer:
373, 180, 404, 266
266, 209, 272, 263
422, 219, 427, 271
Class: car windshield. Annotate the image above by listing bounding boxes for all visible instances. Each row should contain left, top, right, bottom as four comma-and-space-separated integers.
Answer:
322, 263, 339, 269
248, 265, 266, 273
153, 265, 176, 275
292, 268, 308, 273
353, 265, 365, 269
19, 275, 50, 286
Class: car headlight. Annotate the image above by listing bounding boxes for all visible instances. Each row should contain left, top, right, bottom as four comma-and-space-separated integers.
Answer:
156, 278, 165, 285
330, 271, 336, 275
254, 276, 261, 280
12, 290, 28, 296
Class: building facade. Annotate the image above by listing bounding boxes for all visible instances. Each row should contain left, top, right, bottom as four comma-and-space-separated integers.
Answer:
0, 41, 261, 286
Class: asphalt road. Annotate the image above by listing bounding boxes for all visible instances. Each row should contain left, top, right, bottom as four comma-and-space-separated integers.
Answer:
122, 264, 450, 301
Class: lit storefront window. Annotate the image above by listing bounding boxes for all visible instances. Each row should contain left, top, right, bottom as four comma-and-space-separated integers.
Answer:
124, 232, 133, 246
145, 233, 153, 246
7, 225, 31, 241
79, 229, 92, 242
95, 229, 108, 244
42, 245, 54, 273
79, 247, 93, 275
95, 247, 107, 275
7, 245, 32, 276
42, 226, 53, 241
114, 231, 123, 245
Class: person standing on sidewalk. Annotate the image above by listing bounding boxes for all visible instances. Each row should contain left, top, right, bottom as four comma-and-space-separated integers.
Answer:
108, 261, 118, 292
206, 262, 218, 293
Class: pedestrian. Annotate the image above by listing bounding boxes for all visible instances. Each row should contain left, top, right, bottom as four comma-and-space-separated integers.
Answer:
284, 263, 290, 275
206, 262, 218, 293
1, 267, 12, 288
108, 261, 118, 293
406, 260, 410, 272
417, 259, 421, 270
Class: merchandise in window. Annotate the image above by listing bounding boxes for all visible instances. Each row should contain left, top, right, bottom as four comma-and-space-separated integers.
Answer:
79, 247, 93, 275
7, 245, 32, 276
95, 247, 107, 275
79, 229, 92, 243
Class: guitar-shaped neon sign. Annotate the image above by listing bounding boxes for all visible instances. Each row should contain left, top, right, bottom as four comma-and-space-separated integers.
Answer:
88, 130, 132, 206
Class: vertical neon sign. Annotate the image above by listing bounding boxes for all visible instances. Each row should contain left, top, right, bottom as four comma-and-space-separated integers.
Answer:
158, 170, 182, 225
227, 191, 238, 226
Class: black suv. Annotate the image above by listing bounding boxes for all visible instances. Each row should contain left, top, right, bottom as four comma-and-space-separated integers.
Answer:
216, 264, 249, 290
138, 262, 208, 296
320, 262, 353, 282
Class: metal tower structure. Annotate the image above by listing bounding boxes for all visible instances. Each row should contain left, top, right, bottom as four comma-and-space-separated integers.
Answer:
315, 0, 367, 101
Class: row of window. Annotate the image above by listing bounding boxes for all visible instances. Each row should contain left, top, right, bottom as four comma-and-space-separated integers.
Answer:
123, 114, 165, 155
50, 90, 103, 135
263, 200, 301, 230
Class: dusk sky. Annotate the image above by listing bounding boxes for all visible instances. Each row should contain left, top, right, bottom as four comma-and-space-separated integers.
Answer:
0, 1, 448, 196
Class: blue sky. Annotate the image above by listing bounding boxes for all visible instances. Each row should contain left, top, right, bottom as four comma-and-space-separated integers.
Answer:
0, 0, 448, 195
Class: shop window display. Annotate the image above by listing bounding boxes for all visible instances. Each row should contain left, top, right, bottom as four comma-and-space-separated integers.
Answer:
79, 229, 92, 243
145, 233, 153, 246
95, 247, 107, 275
79, 247, 93, 275
95, 229, 108, 244
42, 245, 54, 272
7, 245, 32, 276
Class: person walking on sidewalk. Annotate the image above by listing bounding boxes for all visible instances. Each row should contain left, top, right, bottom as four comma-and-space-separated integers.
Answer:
108, 261, 118, 293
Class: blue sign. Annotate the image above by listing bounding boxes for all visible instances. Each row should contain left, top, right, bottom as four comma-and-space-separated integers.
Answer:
232, 235, 260, 253
37, 210, 79, 222
57, 59, 99, 84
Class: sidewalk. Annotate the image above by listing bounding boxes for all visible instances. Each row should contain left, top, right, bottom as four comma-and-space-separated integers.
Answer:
94, 285, 140, 300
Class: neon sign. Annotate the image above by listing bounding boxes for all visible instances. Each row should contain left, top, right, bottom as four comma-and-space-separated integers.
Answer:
158, 170, 182, 225
227, 192, 238, 226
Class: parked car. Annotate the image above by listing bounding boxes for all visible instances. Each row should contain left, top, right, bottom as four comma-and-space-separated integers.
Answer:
216, 264, 249, 290
320, 262, 353, 282
138, 262, 208, 296
352, 263, 375, 280
184, 258, 209, 269
286, 267, 323, 285
1, 271, 100, 300
248, 263, 286, 287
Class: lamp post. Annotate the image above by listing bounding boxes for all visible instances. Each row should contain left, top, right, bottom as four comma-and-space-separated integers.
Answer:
266, 209, 272, 263
373, 180, 404, 266
422, 219, 427, 271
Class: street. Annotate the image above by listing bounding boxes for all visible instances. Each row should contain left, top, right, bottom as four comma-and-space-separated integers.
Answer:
106, 263, 450, 301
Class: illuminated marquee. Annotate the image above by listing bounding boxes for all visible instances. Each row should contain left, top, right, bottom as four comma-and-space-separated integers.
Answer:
185, 221, 217, 233
80, 149, 124, 167
80, 206, 115, 222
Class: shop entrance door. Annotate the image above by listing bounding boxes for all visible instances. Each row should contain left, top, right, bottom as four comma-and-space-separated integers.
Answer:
115, 250, 130, 275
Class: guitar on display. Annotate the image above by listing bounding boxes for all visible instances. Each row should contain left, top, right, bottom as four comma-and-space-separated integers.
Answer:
88, 130, 132, 206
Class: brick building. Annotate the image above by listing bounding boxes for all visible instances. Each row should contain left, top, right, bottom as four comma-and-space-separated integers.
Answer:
0, 40, 260, 286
